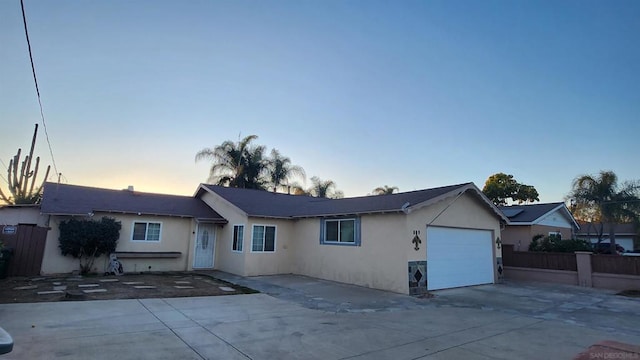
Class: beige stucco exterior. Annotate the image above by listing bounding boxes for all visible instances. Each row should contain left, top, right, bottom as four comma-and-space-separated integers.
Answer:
0, 206, 47, 227
40, 213, 199, 274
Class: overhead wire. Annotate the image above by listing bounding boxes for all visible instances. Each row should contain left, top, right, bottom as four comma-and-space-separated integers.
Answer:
20, 0, 60, 178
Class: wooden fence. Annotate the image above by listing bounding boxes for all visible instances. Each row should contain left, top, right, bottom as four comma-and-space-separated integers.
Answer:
503, 246, 577, 271
592, 254, 640, 276
0, 224, 49, 276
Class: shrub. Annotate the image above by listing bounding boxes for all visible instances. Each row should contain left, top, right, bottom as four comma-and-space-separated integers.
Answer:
529, 234, 592, 253
58, 217, 121, 274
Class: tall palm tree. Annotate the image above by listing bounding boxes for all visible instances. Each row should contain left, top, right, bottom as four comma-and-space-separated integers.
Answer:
373, 185, 399, 195
267, 149, 306, 192
195, 135, 268, 189
308, 176, 344, 199
570, 171, 640, 253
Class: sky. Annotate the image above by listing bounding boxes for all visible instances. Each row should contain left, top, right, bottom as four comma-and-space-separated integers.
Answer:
1, 0, 638, 202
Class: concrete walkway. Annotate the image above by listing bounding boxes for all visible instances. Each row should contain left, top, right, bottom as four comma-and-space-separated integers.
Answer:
0, 274, 638, 359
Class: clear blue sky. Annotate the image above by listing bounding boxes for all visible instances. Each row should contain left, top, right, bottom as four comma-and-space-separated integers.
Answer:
1, 0, 638, 202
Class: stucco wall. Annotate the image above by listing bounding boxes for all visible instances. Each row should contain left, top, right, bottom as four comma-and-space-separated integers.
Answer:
0, 206, 47, 227
408, 193, 502, 258
242, 218, 295, 276
292, 213, 410, 294
291, 192, 502, 294
41, 213, 195, 274
199, 191, 248, 275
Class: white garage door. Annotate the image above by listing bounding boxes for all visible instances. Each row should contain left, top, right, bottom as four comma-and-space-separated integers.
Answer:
427, 226, 494, 290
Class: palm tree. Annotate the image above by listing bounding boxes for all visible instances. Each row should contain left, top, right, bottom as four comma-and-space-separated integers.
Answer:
267, 149, 306, 192
308, 176, 344, 199
570, 171, 640, 253
195, 135, 268, 189
373, 185, 398, 195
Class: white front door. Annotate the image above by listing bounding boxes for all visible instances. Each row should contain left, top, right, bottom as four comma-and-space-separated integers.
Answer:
194, 223, 216, 269
426, 226, 494, 290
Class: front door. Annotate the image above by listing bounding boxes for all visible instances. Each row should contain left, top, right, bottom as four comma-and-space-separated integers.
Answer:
194, 223, 216, 269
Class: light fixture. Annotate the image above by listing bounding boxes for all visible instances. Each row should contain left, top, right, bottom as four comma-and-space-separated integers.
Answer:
496, 237, 502, 249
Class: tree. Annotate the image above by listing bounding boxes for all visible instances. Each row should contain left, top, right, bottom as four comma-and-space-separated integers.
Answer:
569, 171, 640, 254
0, 124, 51, 204
58, 217, 122, 274
307, 176, 344, 199
195, 135, 268, 190
373, 185, 398, 195
482, 173, 539, 206
266, 149, 306, 192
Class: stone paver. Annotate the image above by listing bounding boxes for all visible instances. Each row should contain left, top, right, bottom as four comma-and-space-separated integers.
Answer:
218, 286, 235, 292
174, 281, 191, 284
82, 289, 108, 294
78, 284, 100, 288
53, 286, 67, 291
36, 290, 64, 295
133, 286, 156, 289
13, 286, 38, 290
174, 286, 194, 289
123, 282, 144, 285
99, 279, 119, 282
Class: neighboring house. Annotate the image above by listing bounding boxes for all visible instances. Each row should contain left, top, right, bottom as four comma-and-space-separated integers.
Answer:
499, 202, 580, 251
38, 183, 227, 274
3, 181, 508, 294
576, 221, 637, 252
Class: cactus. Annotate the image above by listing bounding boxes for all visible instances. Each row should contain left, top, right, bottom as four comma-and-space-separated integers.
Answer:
0, 124, 51, 204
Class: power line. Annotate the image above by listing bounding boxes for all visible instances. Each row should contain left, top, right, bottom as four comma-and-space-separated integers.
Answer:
20, 0, 60, 177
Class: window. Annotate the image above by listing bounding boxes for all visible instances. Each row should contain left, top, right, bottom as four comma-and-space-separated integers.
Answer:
132, 222, 161, 241
549, 231, 562, 239
232, 225, 244, 252
251, 225, 276, 252
320, 218, 361, 246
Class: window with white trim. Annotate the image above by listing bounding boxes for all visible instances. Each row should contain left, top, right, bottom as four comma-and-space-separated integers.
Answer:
320, 218, 361, 246
232, 225, 244, 252
549, 231, 562, 239
251, 225, 276, 252
132, 222, 161, 241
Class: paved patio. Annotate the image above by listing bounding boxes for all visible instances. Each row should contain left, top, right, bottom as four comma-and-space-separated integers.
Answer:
0, 274, 638, 359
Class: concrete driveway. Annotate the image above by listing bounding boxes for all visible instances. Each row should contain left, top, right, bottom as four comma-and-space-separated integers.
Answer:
0, 274, 638, 359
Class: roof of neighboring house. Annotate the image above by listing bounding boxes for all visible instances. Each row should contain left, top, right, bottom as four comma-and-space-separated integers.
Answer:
41, 183, 226, 223
499, 202, 579, 229
576, 221, 638, 235
198, 182, 509, 221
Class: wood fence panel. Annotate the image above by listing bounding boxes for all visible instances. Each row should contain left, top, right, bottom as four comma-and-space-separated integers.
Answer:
1, 225, 48, 277
503, 249, 577, 271
592, 255, 640, 276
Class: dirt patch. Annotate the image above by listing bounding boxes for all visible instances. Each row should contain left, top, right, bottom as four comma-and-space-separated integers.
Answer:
0, 272, 257, 304
617, 289, 640, 298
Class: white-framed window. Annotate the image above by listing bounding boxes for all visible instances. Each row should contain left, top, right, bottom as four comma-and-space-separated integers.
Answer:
232, 225, 244, 252
132, 222, 161, 242
549, 231, 562, 239
320, 218, 361, 246
251, 225, 276, 252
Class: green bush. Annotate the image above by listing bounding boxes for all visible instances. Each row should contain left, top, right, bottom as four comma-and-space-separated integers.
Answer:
529, 234, 592, 253
59, 217, 121, 274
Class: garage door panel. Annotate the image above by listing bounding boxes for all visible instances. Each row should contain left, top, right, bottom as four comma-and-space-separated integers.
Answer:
427, 227, 494, 290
